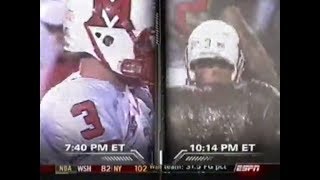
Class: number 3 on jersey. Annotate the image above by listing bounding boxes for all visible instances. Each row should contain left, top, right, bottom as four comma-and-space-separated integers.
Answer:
70, 100, 105, 140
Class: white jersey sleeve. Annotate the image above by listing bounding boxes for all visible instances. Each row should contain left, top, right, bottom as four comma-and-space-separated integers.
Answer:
40, 77, 128, 165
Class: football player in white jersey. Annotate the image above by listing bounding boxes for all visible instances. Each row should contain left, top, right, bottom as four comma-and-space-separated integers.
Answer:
40, 0, 155, 165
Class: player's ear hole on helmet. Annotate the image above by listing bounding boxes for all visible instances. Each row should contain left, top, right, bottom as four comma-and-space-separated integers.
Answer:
190, 58, 234, 70
102, 35, 114, 47
95, 32, 101, 38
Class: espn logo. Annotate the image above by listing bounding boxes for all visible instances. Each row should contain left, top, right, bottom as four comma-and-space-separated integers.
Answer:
235, 164, 260, 172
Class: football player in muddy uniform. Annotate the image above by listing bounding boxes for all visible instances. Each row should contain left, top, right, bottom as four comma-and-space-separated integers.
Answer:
166, 20, 279, 163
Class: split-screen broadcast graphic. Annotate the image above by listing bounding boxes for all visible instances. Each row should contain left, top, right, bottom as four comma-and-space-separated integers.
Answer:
40, 0, 280, 175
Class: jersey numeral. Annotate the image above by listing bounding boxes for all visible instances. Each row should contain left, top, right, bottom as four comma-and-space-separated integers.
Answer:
70, 100, 105, 140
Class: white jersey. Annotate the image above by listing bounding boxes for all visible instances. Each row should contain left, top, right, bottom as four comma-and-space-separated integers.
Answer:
40, 72, 154, 165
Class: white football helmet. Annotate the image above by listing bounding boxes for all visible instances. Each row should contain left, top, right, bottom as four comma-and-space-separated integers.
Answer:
40, 0, 66, 25
185, 20, 245, 84
40, 0, 66, 66
64, 0, 155, 84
